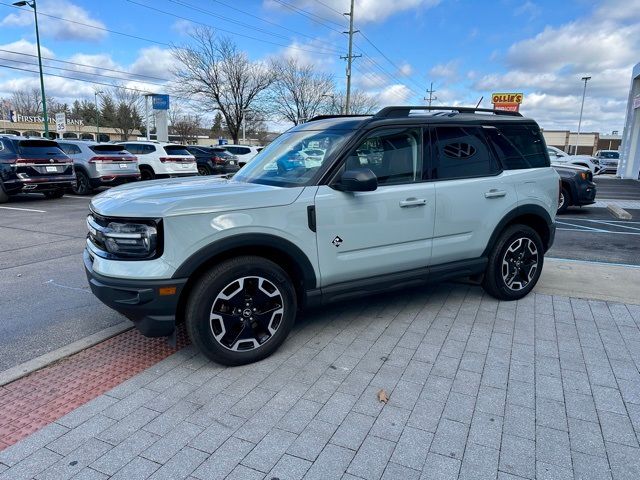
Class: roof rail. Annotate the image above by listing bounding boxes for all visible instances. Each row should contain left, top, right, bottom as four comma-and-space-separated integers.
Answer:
374, 106, 523, 118
307, 114, 371, 122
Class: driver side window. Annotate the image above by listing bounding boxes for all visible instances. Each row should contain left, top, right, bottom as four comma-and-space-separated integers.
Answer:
346, 128, 422, 186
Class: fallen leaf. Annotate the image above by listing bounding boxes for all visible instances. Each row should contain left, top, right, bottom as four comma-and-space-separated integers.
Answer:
377, 389, 388, 403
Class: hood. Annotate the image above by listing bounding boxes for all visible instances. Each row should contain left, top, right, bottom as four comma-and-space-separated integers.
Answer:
90, 176, 303, 218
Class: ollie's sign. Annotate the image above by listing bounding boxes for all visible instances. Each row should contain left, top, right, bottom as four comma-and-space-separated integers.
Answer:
491, 92, 523, 112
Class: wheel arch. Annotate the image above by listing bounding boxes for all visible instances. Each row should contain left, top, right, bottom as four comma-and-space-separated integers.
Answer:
172, 234, 317, 323
483, 205, 554, 257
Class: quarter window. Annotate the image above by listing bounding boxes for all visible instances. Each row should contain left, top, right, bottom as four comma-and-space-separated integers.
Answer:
345, 128, 422, 186
58, 143, 82, 155
430, 127, 499, 180
485, 125, 549, 169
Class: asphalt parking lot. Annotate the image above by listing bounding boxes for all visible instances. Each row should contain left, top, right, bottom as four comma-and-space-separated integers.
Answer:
0, 188, 639, 374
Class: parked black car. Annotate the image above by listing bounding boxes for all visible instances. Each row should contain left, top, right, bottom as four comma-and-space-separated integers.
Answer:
0, 136, 75, 203
552, 163, 596, 213
185, 146, 240, 176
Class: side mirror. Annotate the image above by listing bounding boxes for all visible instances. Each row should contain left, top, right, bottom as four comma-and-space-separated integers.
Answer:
337, 168, 378, 192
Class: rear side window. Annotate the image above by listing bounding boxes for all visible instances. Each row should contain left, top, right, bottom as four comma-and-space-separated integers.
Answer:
163, 145, 191, 156
17, 140, 65, 157
58, 143, 82, 155
485, 124, 549, 169
429, 127, 499, 180
90, 145, 126, 154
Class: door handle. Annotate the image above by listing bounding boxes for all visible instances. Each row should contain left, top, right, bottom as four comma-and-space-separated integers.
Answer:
484, 189, 507, 199
399, 198, 427, 208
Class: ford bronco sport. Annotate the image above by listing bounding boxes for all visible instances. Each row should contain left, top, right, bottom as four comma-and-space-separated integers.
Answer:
85, 106, 559, 365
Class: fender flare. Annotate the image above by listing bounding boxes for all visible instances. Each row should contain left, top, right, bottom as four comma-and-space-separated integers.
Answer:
482, 205, 554, 257
171, 233, 317, 288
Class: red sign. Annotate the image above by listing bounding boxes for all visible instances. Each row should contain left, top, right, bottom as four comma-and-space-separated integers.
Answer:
491, 92, 523, 112
493, 104, 520, 112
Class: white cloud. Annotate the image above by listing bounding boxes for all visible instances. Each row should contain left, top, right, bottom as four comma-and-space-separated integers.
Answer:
399, 62, 413, 76
171, 19, 195, 36
378, 84, 412, 104
0, 0, 106, 42
514, 1, 540, 19
429, 61, 458, 81
129, 47, 176, 81
0, 39, 55, 61
264, 0, 440, 24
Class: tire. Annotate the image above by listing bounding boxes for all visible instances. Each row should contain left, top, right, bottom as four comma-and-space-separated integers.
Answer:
185, 256, 297, 366
557, 186, 571, 214
140, 166, 155, 181
43, 189, 65, 199
197, 164, 211, 176
482, 224, 544, 301
72, 170, 93, 195
0, 182, 8, 203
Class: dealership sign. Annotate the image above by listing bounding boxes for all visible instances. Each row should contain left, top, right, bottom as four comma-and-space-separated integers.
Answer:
492, 92, 523, 112
11, 114, 84, 126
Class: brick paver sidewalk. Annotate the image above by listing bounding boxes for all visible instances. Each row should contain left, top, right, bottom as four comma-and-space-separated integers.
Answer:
1, 284, 639, 479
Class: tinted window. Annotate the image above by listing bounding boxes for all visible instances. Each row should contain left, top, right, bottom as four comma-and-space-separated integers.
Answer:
163, 145, 191, 156
485, 124, 549, 169
430, 127, 499, 180
90, 145, 126, 154
17, 140, 65, 157
346, 128, 422, 186
58, 143, 82, 155
599, 151, 619, 159
121, 144, 139, 154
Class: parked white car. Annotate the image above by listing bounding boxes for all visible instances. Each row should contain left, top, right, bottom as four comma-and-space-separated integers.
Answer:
223, 144, 262, 166
594, 150, 619, 174
547, 146, 600, 174
117, 141, 197, 181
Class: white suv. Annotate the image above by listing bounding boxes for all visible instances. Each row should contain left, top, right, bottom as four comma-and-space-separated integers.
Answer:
117, 141, 197, 180
85, 106, 559, 365
224, 144, 262, 166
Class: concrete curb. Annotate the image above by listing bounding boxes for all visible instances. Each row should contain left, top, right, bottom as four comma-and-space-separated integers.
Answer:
537, 257, 640, 305
0, 321, 132, 387
607, 204, 633, 220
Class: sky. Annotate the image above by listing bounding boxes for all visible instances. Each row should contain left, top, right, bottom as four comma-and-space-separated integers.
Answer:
0, 0, 638, 134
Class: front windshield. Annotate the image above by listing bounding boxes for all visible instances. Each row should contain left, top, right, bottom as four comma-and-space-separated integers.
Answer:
233, 130, 351, 187
600, 151, 619, 159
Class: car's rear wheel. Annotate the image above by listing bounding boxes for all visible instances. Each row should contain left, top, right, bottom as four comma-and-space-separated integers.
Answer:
185, 256, 297, 366
72, 170, 93, 195
43, 189, 65, 199
482, 224, 544, 300
557, 186, 571, 214
140, 166, 155, 181
197, 165, 211, 176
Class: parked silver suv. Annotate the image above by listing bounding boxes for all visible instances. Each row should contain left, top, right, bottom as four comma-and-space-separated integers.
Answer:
85, 106, 559, 365
57, 140, 139, 195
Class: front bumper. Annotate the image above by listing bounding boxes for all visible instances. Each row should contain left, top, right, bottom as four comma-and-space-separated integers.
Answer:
574, 180, 597, 206
84, 249, 187, 337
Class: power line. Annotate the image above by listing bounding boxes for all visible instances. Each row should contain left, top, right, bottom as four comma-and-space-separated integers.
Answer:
0, 56, 169, 88
0, 48, 171, 83
0, 1, 172, 47
269, 0, 344, 32
125, 0, 338, 55
314, 0, 345, 17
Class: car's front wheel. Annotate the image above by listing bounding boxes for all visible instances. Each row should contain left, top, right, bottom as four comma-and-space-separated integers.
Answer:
185, 256, 297, 366
482, 224, 544, 300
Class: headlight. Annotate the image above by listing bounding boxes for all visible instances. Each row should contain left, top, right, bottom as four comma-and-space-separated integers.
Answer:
87, 214, 161, 259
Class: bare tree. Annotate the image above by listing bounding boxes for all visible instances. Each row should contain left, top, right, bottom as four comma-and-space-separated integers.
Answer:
269, 58, 334, 125
100, 86, 143, 141
169, 104, 202, 144
327, 89, 378, 115
10, 87, 43, 116
171, 27, 274, 143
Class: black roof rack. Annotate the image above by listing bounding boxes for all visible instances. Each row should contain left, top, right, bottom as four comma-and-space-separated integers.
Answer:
374, 106, 523, 118
307, 114, 371, 122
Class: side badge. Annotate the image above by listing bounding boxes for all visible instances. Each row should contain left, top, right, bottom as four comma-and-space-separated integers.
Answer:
332, 236, 343, 247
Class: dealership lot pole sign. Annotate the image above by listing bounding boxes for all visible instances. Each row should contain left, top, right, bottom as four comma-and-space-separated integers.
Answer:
492, 93, 523, 112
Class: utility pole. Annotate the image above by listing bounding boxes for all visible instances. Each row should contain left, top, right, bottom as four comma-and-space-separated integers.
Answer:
341, 0, 361, 115
574, 76, 591, 155
424, 82, 437, 107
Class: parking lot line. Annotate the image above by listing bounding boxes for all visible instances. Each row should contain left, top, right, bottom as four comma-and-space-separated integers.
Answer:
0, 206, 46, 213
63, 195, 92, 200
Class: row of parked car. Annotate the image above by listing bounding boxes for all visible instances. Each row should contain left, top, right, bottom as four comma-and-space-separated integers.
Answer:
0, 136, 262, 202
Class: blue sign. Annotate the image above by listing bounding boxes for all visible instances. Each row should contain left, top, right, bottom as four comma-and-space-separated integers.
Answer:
152, 94, 170, 110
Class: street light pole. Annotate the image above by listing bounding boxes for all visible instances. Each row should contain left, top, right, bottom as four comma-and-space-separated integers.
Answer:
94, 90, 103, 142
14, 0, 48, 137
574, 76, 591, 155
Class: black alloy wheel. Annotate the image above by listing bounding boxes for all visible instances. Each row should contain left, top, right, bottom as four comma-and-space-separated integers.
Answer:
72, 170, 92, 195
186, 256, 296, 365
140, 167, 155, 181
197, 165, 211, 176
